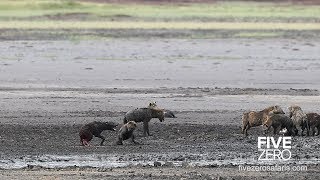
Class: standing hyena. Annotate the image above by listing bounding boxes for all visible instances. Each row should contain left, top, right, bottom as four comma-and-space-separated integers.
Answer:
79, 121, 117, 146
241, 105, 285, 137
288, 105, 309, 136
306, 113, 320, 136
124, 102, 165, 136
263, 112, 297, 136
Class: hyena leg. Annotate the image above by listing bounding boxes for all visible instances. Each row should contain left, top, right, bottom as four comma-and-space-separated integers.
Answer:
96, 135, 106, 146
273, 126, 278, 135
297, 126, 304, 136
275, 126, 282, 135
293, 126, 299, 136
241, 123, 247, 134
241, 116, 249, 134
244, 125, 250, 137
147, 123, 151, 136
143, 121, 150, 136
316, 126, 320, 136
131, 134, 139, 144
305, 122, 310, 136
116, 136, 123, 145
301, 122, 308, 136
311, 125, 316, 136
306, 128, 310, 136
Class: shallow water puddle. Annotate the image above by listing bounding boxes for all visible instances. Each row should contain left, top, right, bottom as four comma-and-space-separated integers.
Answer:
1, 153, 319, 169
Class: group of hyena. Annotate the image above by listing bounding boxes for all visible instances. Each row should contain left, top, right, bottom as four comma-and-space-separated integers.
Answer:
242, 105, 320, 137
79, 102, 320, 146
79, 102, 175, 146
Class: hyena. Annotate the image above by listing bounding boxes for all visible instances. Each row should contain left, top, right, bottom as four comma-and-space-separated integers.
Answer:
123, 102, 165, 136
263, 112, 297, 136
79, 121, 117, 146
242, 105, 285, 136
116, 121, 138, 145
288, 105, 309, 136
306, 112, 320, 136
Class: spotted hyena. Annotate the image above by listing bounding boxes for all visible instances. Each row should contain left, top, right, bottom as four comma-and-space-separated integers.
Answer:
242, 105, 285, 136
288, 105, 309, 136
79, 121, 117, 146
116, 121, 138, 145
263, 112, 297, 136
123, 102, 164, 136
306, 112, 320, 136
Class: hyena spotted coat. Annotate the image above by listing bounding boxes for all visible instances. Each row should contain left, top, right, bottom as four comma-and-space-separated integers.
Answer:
242, 105, 285, 136
263, 112, 297, 136
306, 112, 320, 136
79, 121, 117, 146
116, 121, 138, 145
123, 102, 164, 136
288, 105, 309, 136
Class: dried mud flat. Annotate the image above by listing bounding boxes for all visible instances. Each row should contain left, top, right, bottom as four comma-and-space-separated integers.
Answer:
0, 38, 320, 179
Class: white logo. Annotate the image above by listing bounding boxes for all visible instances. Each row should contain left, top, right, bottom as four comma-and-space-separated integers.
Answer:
258, 137, 292, 161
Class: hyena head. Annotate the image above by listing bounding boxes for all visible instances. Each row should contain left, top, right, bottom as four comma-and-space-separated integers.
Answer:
102, 122, 118, 131
148, 102, 159, 109
272, 105, 285, 114
127, 121, 137, 131
288, 105, 301, 118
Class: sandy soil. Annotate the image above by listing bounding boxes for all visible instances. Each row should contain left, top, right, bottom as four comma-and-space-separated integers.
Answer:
0, 39, 320, 178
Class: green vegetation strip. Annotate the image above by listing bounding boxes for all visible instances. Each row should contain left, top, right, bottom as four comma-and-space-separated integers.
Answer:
1, 21, 320, 30
0, 0, 319, 20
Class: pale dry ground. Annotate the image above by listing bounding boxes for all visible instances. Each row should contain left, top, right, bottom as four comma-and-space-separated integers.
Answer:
0, 39, 319, 89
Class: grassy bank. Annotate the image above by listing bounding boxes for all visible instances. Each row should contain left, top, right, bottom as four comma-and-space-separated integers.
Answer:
0, 0, 319, 39
0, 0, 319, 21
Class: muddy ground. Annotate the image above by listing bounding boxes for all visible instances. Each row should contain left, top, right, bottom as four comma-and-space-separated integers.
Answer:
0, 38, 320, 179
1, 88, 320, 179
